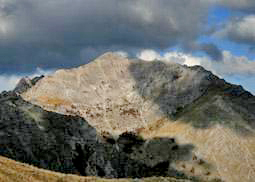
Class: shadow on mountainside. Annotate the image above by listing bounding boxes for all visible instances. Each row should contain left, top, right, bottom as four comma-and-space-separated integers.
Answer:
0, 91, 214, 181
129, 61, 255, 135
85, 132, 195, 179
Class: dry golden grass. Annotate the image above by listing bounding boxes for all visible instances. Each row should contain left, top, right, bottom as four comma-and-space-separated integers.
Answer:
0, 156, 193, 182
37, 96, 72, 107
139, 119, 255, 182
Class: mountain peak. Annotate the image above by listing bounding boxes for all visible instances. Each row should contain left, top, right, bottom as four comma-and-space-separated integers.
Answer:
94, 51, 128, 62
21, 52, 255, 134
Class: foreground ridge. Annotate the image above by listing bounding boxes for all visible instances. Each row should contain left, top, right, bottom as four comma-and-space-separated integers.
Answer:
0, 155, 194, 182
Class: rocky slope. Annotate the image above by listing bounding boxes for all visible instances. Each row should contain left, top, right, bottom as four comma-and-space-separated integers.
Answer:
0, 91, 221, 181
20, 52, 255, 182
0, 91, 97, 174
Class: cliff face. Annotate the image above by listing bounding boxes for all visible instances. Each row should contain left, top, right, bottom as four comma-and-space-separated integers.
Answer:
4, 52, 255, 181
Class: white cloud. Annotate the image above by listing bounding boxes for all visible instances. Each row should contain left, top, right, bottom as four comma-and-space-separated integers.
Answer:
137, 49, 255, 77
164, 51, 255, 77
0, 68, 53, 92
0, 75, 21, 92
137, 49, 161, 61
114, 51, 129, 58
162, 52, 203, 66
137, 49, 206, 67
213, 51, 255, 76
215, 15, 255, 45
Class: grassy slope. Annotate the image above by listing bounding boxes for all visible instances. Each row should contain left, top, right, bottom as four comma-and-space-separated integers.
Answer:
0, 156, 194, 182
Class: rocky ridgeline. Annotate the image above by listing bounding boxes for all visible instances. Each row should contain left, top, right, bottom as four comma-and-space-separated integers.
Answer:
14, 75, 44, 94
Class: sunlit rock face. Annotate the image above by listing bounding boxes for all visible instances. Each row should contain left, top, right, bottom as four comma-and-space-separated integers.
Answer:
21, 52, 255, 182
21, 52, 215, 134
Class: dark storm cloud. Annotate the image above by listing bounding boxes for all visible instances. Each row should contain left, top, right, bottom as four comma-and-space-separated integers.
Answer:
205, 0, 255, 12
198, 43, 223, 61
0, 0, 211, 73
187, 43, 223, 61
218, 0, 255, 12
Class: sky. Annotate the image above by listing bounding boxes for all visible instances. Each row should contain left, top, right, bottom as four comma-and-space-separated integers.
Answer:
0, 0, 255, 94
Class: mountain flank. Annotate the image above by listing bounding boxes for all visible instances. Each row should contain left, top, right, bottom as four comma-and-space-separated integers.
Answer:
0, 91, 221, 181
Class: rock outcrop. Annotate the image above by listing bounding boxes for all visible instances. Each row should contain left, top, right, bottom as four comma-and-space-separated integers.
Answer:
14, 75, 44, 94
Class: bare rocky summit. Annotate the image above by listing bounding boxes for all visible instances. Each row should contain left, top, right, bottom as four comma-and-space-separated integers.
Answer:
21, 53, 224, 134
21, 53, 255, 135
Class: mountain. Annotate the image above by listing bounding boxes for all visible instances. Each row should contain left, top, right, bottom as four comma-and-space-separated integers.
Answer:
0, 52, 254, 181
21, 53, 255, 134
